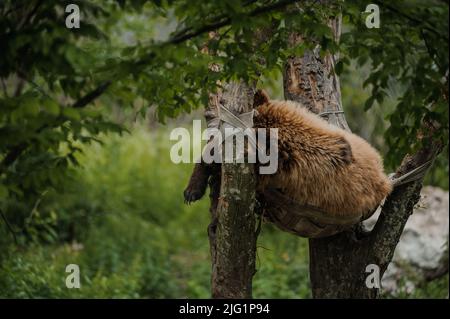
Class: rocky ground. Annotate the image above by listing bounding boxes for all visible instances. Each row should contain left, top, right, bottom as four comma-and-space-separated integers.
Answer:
364, 186, 449, 296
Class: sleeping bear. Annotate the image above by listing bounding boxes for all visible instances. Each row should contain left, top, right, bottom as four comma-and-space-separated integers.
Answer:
184, 90, 394, 235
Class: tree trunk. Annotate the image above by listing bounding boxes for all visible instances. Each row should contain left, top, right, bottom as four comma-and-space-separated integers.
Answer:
283, 12, 443, 298
206, 82, 258, 299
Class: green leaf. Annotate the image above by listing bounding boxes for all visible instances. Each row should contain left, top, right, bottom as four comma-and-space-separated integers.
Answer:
0, 184, 8, 200
62, 108, 81, 121
22, 98, 40, 117
364, 96, 375, 111
44, 99, 60, 116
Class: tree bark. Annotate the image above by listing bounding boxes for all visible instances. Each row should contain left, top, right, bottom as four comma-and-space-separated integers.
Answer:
206, 82, 258, 299
202, 26, 273, 298
283, 12, 443, 298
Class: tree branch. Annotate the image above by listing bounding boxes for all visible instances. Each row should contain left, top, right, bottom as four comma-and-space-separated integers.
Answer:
368, 124, 444, 273
373, 0, 449, 41
72, 80, 111, 108
168, 0, 301, 45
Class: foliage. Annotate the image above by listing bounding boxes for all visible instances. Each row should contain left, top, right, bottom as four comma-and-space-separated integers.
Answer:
0, 0, 448, 298
1, 0, 448, 234
0, 127, 446, 298
341, 63, 449, 189
340, 0, 449, 166
0, 126, 315, 298
0, 0, 125, 238
0, 0, 335, 240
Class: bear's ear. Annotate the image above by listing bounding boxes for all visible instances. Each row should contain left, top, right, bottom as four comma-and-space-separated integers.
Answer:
253, 89, 270, 108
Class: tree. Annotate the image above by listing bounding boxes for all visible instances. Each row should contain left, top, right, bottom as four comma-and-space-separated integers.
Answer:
189, 0, 448, 298
281, 8, 444, 298
289, 1, 447, 298
1, 0, 448, 298
207, 82, 258, 298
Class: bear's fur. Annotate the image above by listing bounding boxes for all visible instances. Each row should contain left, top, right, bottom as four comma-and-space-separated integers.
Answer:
184, 90, 392, 221
253, 93, 392, 218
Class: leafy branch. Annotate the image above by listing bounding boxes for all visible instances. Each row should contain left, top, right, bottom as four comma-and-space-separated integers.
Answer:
374, 0, 449, 41
1, 0, 302, 169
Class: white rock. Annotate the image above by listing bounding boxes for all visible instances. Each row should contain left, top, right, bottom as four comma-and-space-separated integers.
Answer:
364, 186, 449, 293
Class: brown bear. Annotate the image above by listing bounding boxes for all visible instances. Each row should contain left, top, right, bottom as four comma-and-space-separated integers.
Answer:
252, 91, 392, 220
184, 90, 396, 230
